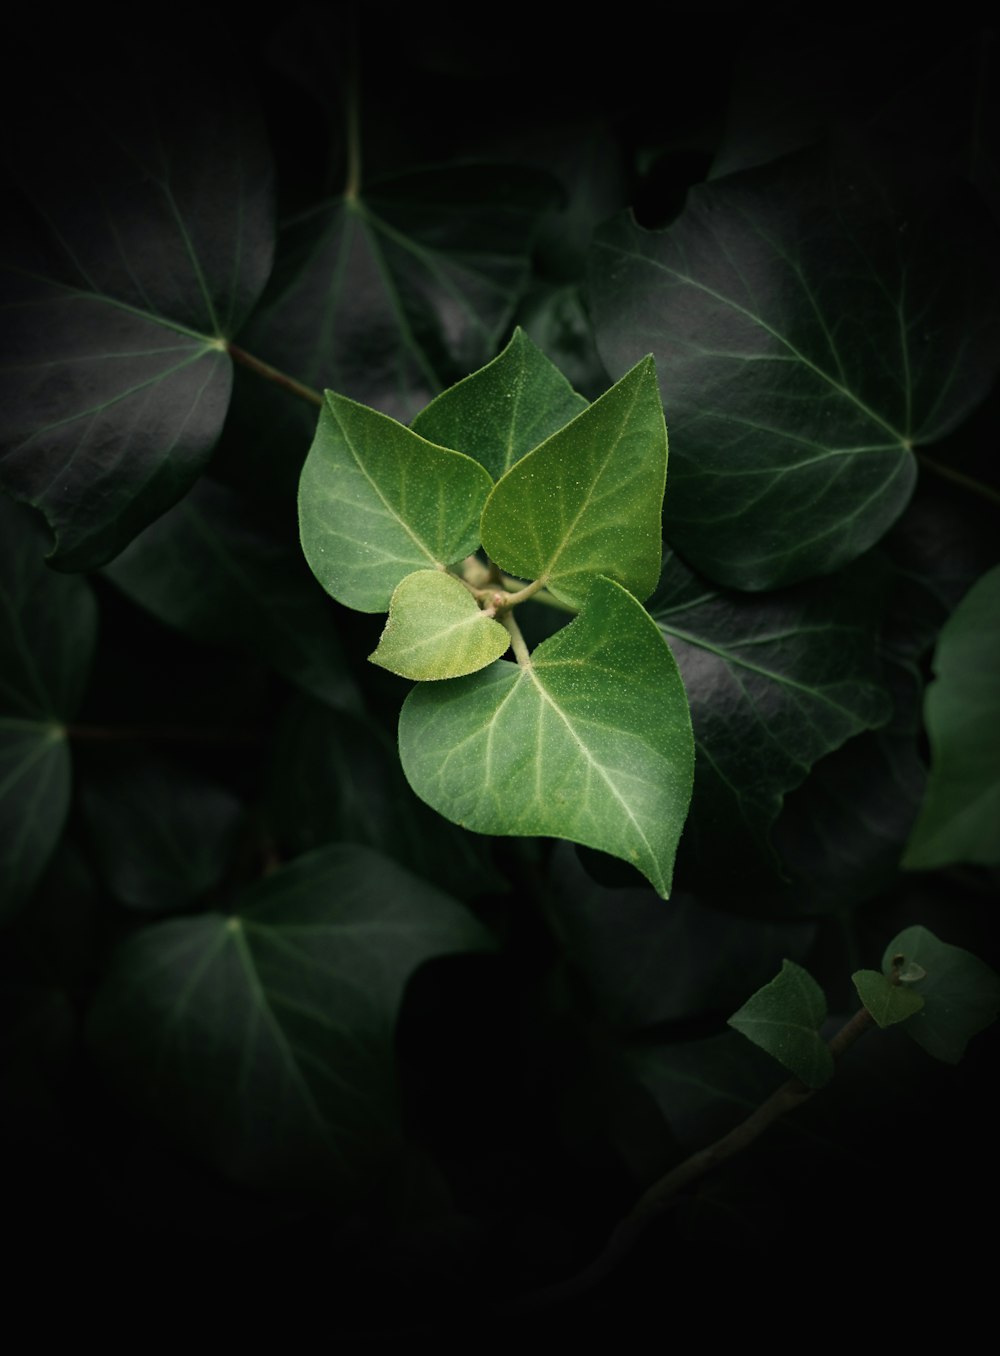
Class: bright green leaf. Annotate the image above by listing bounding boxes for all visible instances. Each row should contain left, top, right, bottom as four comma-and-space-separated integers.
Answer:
103, 478, 360, 714
399, 576, 693, 898
242, 166, 558, 424
299, 392, 493, 612
883, 926, 1000, 1063
481, 358, 667, 608
589, 144, 1000, 589
851, 970, 924, 1028
651, 549, 891, 888
728, 959, 833, 1088
903, 566, 1000, 869
370, 570, 510, 681
411, 327, 588, 480
0, 498, 96, 923
0, 52, 274, 569
87, 844, 493, 1196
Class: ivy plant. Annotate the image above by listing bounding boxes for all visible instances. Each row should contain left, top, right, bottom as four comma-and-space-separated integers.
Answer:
2, 11, 998, 1331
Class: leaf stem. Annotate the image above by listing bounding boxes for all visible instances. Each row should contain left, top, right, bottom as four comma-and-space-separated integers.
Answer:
67, 724, 262, 745
501, 575, 551, 608
500, 611, 532, 668
502, 577, 577, 614
227, 344, 323, 408
917, 452, 1000, 508
343, 14, 362, 202
509, 1005, 875, 1314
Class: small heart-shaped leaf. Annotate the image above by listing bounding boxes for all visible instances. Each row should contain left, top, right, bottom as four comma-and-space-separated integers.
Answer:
370, 570, 510, 681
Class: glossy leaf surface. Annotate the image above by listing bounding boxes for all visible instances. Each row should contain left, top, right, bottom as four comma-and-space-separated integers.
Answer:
852, 970, 924, 1028
0, 499, 96, 921
728, 959, 833, 1087
590, 145, 1000, 588
104, 478, 359, 712
0, 57, 274, 569
299, 393, 493, 612
481, 358, 666, 607
903, 565, 1000, 868
884, 926, 1000, 1063
651, 550, 891, 882
88, 844, 492, 1194
411, 327, 587, 479
399, 577, 694, 898
370, 570, 510, 680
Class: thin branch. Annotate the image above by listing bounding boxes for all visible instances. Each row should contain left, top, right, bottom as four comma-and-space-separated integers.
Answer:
509, 1005, 876, 1315
227, 344, 323, 408
343, 13, 362, 201
917, 452, 1000, 508
500, 610, 532, 668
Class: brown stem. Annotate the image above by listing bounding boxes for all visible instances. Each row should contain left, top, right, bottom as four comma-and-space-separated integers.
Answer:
509, 1005, 876, 1315
227, 344, 323, 408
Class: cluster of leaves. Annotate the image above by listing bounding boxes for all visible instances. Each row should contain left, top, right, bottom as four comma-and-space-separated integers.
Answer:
2, 12, 999, 1325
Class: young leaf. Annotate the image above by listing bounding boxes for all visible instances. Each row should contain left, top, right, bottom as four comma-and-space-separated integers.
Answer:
399, 576, 694, 898
883, 927, 1000, 1063
0, 46, 274, 569
903, 565, 1000, 869
103, 478, 360, 714
851, 970, 924, 1028
87, 844, 493, 1196
481, 357, 667, 607
651, 549, 892, 886
242, 166, 559, 424
370, 570, 510, 681
727, 959, 834, 1088
0, 498, 96, 922
411, 327, 588, 479
299, 393, 493, 612
589, 143, 1000, 589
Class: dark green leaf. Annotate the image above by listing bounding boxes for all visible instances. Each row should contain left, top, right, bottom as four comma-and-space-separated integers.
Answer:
851, 970, 924, 1027
80, 752, 242, 911
728, 959, 833, 1088
369, 570, 510, 681
884, 926, 1000, 1063
103, 478, 359, 713
652, 550, 891, 887
0, 55, 274, 569
299, 393, 493, 613
544, 843, 816, 1030
903, 565, 1000, 868
410, 327, 587, 480
266, 696, 506, 902
242, 165, 558, 425
88, 844, 493, 1196
589, 144, 1000, 588
399, 577, 694, 898
481, 358, 667, 607
0, 498, 95, 922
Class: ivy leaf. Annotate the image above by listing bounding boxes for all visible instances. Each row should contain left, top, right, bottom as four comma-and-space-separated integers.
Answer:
884, 926, 1000, 1064
411, 327, 587, 479
87, 844, 493, 1196
242, 165, 559, 425
266, 696, 506, 901
544, 842, 816, 1031
80, 752, 242, 911
370, 570, 510, 681
0, 498, 96, 923
852, 970, 924, 1028
589, 143, 1000, 589
481, 358, 667, 608
651, 550, 891, 887
299, 393, 493, 613
399, 576, 693, 898
0, 48, 274, 569
903, 565, 1000, 869
103, 478, 359, 713
727, 959, 833, 1088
